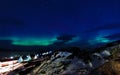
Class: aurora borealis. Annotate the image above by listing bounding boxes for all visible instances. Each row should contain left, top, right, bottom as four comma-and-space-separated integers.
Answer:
0, 36, 57, 46
0, 0, 120, 48
12, 37, 57, 46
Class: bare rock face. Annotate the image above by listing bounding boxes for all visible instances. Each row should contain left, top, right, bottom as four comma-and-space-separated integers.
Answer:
35, 43, 120, 75
89, 46, 120, 75
36, 52, 89, 75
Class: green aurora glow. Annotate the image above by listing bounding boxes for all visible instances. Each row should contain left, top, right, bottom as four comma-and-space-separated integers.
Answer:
89, 36, 112, 45
0, 36, 57, 46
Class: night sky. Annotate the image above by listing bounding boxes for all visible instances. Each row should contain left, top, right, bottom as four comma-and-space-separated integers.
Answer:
0, 0, 120, 48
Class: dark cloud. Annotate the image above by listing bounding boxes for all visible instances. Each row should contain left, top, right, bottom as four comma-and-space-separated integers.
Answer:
105, 33, 120, 40
83, 23, 120, 33
53, 34, 76, 45
0, 17, 24, 26
57, 34, 76, 41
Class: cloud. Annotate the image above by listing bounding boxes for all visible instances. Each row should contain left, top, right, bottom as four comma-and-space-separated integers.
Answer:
53, 34, 77, 45
0, 17, 24, 26
57, 34, 76, 42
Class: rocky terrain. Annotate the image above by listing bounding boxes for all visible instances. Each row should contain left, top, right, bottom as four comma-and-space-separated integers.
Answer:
29, 41, 120, 75
89, 41, 120, 75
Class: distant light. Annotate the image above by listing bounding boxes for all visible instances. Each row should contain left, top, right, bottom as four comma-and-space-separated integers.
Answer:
36, 54, 39, 57
42, 53, 45, 55
46, 52, 49, 54
10, 56, 14, 59
34, 55, 38, 59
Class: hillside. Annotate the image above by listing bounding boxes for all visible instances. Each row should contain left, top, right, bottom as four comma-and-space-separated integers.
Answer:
31, 41, 120, 75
